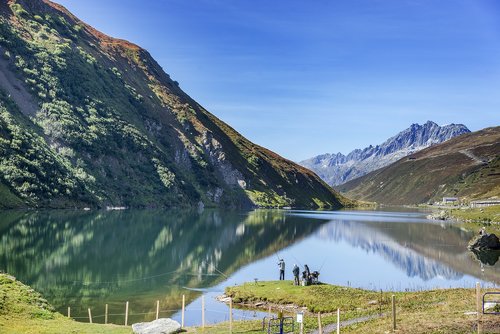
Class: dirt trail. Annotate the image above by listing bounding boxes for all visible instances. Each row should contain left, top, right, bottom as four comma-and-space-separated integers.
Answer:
459, 149, 484, 165
308, 313, 384, 334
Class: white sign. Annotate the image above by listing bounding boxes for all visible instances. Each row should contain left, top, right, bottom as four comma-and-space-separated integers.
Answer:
296, 312, 303, 323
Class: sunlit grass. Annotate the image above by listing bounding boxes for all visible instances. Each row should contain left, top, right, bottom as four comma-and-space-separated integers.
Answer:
449, 205, 500, 235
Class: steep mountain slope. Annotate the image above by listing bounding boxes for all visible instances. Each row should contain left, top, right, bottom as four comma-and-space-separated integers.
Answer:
338, 127, 500, 205
300, 121, 470, 186
0, 0, 350, 209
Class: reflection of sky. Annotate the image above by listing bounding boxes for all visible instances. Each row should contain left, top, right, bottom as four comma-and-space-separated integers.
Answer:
220, 231, 485, 292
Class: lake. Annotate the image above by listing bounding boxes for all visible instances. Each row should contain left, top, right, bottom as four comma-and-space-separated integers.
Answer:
0, 208, 498, 326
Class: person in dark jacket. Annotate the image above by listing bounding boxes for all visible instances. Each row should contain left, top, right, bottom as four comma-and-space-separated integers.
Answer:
303, 264, 311, 285
292, 264, 300, 285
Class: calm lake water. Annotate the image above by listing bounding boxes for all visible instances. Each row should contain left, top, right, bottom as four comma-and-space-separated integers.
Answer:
0, 208, 498, 325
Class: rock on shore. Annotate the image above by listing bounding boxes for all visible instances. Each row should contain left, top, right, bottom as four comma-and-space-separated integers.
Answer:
132, 318, 181, 334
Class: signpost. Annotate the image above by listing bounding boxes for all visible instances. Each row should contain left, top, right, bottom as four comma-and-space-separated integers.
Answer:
297, 312, 304, 334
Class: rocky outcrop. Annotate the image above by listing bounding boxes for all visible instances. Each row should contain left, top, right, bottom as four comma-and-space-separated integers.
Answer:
426, 211, 449, 221
132, 318, 181, 334
468, 233, 500, 251
300, 121, 470, 186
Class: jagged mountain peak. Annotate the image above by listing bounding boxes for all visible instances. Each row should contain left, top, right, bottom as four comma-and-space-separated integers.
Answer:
339, 126, 500, 205
300, 121, 470, 186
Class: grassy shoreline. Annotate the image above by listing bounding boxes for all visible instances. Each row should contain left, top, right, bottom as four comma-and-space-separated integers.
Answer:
221, 281, 500, 334
3, 273, 499, 334
446, 205, 500, 236
0, 273, 131, 334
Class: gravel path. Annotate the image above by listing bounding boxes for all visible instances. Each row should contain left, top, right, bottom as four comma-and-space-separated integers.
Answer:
308, 313, 384, 334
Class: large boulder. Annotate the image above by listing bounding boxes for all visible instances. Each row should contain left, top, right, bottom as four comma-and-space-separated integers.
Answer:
132, 318, 181, 334
468, 233, 500, 251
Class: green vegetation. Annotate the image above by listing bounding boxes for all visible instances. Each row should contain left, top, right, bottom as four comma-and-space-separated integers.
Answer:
449, 205, 500, 235
0, 89, 94, 207
218, 280, 500, 334
227, 281, 381, 314
2, 274, 500, 334
0, 0, 347, 209
0, 273, 131, 334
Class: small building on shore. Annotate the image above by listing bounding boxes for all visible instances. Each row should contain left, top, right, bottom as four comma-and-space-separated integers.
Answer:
442, 197, 459, 205
470, 199, 500, 208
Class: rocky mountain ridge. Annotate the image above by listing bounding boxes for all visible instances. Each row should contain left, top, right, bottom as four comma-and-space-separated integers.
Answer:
300, 121, 470, 186
338, 126, 500, 205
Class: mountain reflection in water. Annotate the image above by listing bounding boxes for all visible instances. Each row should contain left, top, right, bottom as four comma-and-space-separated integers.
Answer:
316, 220, 463, 280
288, 210, 500, 288
0, 209, 323, 324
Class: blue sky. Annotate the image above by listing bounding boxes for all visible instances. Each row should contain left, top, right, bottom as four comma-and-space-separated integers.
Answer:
56, 0, 500, 161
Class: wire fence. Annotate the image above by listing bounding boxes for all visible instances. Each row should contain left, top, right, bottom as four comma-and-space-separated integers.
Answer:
67, 268, 224, 286
66, 282, 499, 333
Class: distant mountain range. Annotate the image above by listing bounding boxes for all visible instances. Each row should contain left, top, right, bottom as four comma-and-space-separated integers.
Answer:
0, 0, 349, 209
300, 121, 470, 186
338, 126, 500, 205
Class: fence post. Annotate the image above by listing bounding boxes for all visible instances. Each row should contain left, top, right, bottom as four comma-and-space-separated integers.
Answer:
476, 282, 481, 317
379, 289, 383, 316
202, 295, 205, 329
337, 308, 340, 334
318, 312, 323, 334
88, 308, 93, 324
67, 306, 70, 318
125, 301, 129, 326
476, 282, 482, 334
268, 305, 271, 319
229, 298, 233, 333
105, 304, 108, 324
392, 295, 396, 331
156, 300, 160, 320
181, 295, 185, 328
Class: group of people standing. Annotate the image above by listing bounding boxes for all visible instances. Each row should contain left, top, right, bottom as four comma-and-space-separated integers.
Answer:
278, 259, 318, 285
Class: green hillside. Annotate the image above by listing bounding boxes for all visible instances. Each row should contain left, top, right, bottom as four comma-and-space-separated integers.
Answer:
0, 0, 350, 209
338, 127, 500, 205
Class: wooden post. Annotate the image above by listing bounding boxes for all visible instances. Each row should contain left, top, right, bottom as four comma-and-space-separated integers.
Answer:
318, 312, 323, 334
105, 304, 108, 324
229, 298, 233, 333
392, 295, 396, 331
337, 308, 340, 334
125, 301, 129, 326
67, 306, 70, 318
88, 308, 93, 324
476, 282, 482, 334
181, 295, 185, 328
476, 282, 481, 317
202, 295, 205, 329
156, 300, 160, 320
268, 305, 272, 318
379, 289, 383, 316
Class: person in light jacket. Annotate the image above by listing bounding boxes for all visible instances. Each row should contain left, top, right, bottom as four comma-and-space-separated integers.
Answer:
278, 259, 285, 280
